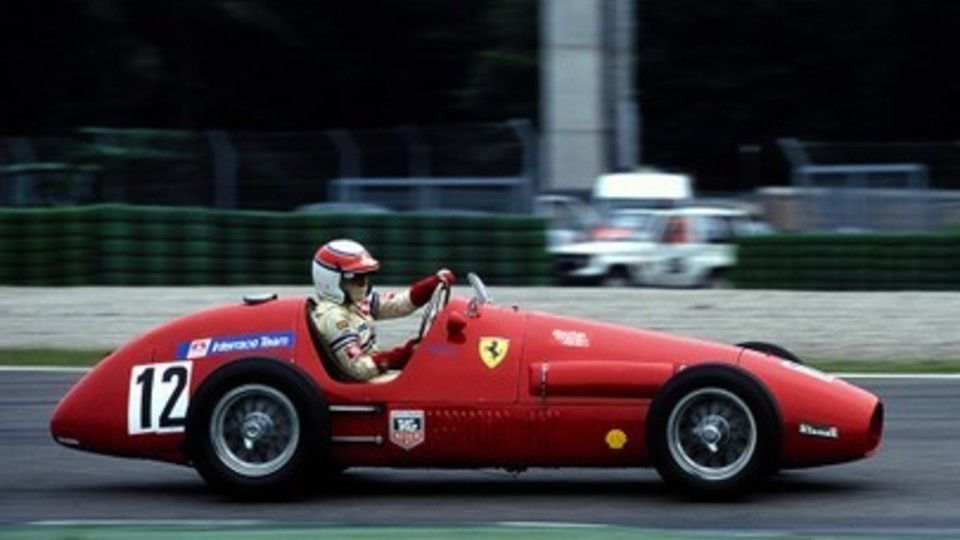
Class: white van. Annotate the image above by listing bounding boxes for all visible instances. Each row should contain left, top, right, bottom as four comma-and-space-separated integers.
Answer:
593, 171, 693, 212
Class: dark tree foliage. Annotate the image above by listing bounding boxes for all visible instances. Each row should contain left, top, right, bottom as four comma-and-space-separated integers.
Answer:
3, 0, 960, 189
639, 0, 960, 189
0, 0, 537, 133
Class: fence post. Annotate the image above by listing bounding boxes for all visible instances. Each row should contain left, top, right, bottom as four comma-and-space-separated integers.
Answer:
327, 130, 362, 177
778, 138, 809, 187
399, 125, 430, 177
508, 119, 537, 213
93, 132, 125, 202
205, 130, 238, 209
5, 138, 38, 205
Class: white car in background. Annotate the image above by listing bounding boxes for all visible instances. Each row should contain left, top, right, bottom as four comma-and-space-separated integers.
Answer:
534, 194, 598, 248
551, 207, 771, 287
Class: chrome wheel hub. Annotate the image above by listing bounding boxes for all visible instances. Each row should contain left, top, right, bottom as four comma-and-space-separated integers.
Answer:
210, 384, 300, 478
241, 412, 274, 449
666, 387, 757, 481
694, 414, 730, 453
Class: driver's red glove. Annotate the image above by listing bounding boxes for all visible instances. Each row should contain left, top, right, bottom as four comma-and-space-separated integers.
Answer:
373, 339, 416, 372
409, 268, 456, 307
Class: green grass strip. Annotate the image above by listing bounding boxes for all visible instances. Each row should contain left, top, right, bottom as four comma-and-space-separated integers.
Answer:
809, 358, 960, 373
0, 348, 110, 367
3, 348, 960, 374
0, 525, 922, 540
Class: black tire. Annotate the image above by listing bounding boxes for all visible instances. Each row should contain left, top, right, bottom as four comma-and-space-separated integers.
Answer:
703, 269, 731, 289
646, 365, 781, 499
186, 358, 329, 499
737, 341, 803, 364
603, 266, 633, 287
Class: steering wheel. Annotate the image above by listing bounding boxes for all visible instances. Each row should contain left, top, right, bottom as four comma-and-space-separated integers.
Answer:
414, 280, 451, 342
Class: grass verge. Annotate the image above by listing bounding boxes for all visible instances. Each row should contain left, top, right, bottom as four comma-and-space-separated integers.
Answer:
810, 358, 960, 373
0, 348, 110, 367
2, 348, 960, 373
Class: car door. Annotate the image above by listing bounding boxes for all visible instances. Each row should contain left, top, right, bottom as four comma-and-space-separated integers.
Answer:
314, 298, 527, 466
693, 216, 737, 285
649, 215, 702, 287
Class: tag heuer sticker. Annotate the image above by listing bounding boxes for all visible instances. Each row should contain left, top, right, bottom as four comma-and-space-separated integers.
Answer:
479, 336, 509, 369
389, 409, 425, 450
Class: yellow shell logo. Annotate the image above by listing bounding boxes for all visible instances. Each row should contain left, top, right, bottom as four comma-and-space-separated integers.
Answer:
605, 429, 628, 450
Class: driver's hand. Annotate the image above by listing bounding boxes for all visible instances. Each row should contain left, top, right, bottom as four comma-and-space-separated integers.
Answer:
373, 339, 417, 371
409, 269, 455, 307
436, 268, 456, 286
397, 339, 417, 368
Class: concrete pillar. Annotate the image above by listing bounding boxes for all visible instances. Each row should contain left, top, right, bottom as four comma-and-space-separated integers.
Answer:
540, 0, 605, 192
540, 0, 638, 192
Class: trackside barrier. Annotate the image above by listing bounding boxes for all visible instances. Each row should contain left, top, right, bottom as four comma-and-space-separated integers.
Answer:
0, 205, 550, 286
733, 234, 960, 290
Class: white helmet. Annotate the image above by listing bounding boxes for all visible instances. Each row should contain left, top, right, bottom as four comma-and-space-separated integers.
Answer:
311, 239, 380, 304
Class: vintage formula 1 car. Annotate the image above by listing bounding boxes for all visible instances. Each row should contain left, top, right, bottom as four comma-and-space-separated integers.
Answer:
51, 274, 883, 498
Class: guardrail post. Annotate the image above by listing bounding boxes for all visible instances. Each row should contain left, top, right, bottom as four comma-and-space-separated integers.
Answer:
508, 119, 537, 213
399, 125, 430, 177
327, 130, 363, 200
5, 137, 37, 205
205, 130, 238, 209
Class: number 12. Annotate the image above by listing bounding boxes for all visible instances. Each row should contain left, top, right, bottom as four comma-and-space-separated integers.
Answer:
128, 362, 192, 435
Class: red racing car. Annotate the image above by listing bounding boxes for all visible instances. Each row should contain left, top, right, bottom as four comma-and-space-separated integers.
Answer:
51, 274, 883, 498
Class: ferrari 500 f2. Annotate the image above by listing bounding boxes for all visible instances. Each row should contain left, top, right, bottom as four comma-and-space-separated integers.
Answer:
51, 274, 883, 498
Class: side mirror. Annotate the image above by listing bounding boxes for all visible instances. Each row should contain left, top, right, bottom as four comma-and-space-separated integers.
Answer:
446, 311, 468, 335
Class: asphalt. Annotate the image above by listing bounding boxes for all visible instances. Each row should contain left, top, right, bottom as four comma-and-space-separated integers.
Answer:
2, 371, 958, 534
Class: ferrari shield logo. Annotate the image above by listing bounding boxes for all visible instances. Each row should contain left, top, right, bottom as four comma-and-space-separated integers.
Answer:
479, 337, 509, 369
389, 410, 425, 450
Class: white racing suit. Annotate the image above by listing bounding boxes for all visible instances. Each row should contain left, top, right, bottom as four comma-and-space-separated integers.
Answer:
311, 288, 424, 381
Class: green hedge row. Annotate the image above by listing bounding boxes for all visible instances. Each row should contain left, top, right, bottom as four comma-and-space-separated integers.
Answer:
0, 205, 550, 286
733, 233, 960, 290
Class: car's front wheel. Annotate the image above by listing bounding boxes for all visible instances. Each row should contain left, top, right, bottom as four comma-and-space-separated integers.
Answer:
646, 366, 779, 499
186, 359, 329, 498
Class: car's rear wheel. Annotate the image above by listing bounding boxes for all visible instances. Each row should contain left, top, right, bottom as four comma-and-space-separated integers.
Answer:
737, 341, 803, 364
647, 366, 779, 499
187, 359, 329, 499
603, 266, 633, 287
702, 268, 731, 289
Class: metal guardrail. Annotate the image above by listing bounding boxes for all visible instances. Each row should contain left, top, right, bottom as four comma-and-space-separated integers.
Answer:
776, 138, 959, 231
330, 176, 533, 213
1, 120, 537, 211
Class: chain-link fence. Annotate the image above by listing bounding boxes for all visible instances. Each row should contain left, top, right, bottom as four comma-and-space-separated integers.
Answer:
0, 120, 536, 212
764, 139, 960, 231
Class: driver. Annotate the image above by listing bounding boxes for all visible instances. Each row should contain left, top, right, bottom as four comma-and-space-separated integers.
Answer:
310, 239, 455, 382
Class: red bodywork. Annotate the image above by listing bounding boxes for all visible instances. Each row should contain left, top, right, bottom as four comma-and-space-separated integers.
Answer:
51, 295, 883, 470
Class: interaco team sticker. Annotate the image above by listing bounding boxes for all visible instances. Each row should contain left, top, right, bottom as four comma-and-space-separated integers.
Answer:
176, 331, 295, 359
389, 409, 425, 450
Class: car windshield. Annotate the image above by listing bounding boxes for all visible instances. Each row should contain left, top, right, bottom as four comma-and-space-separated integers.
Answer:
590, 210, 659, 241
606, 212, 654, 231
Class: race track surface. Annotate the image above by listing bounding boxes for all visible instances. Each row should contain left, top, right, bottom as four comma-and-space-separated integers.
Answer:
2, 371, 958, 534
